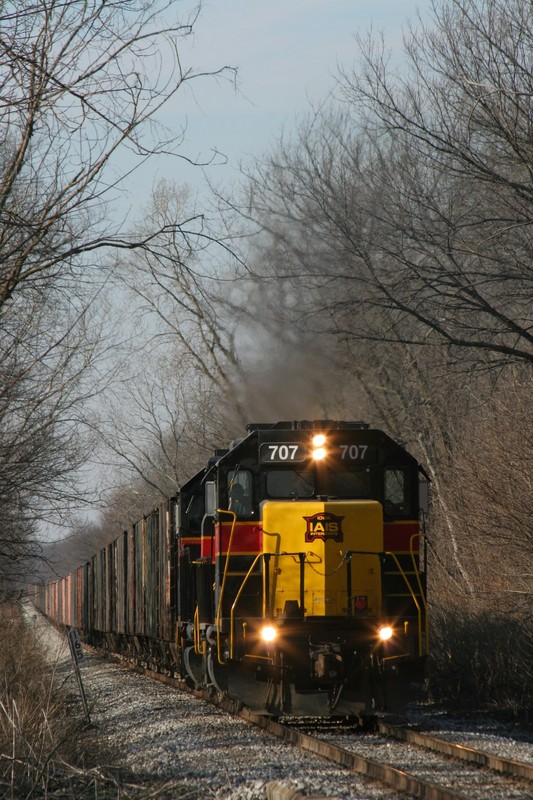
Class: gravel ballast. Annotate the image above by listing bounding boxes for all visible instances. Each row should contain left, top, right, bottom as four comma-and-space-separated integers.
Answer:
35, 616, 399, 799
33, 612, 533, 800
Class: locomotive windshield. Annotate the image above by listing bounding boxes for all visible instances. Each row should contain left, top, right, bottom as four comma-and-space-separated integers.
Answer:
265, 467, 371, 499
266, 470, 314, 498
320, 469, 371, 497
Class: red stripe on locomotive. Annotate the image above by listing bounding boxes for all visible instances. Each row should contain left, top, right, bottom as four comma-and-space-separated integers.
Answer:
199, 521, 263, 559
384, 522, 420, 551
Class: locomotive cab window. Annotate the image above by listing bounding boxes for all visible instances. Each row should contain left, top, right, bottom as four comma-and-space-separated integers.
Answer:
321, 470, 371, 498
227, 469, 253, 516
266, 470, 314, 498
384, 468, 411, 516
181, 493, 205, 533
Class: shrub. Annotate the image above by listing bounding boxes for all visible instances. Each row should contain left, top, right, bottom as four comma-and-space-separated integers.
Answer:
428, 603, 532, 720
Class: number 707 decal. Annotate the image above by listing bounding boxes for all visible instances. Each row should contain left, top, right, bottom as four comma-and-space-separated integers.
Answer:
339, 444, 368, 460
260, 443, 370, 463
265, 444, 300, 461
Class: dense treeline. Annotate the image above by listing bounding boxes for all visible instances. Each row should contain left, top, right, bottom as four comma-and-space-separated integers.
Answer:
0, 0, 530, 719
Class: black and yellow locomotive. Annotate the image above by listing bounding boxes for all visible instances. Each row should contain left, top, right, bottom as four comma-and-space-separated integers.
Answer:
36, 420, 429, 718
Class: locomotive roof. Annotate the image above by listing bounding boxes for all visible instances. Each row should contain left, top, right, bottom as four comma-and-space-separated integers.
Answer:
246, 420, 369, 431
177, 420, 421, 498
224, 421, 417, 466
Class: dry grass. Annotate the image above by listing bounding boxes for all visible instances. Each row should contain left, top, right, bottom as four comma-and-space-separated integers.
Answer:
0, 602, 119, 798
0, 602, 75, 796
0, 603, 196, 798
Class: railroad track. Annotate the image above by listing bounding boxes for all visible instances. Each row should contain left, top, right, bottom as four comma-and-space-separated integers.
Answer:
377, 720, 533, 781
114, 655, 533, 800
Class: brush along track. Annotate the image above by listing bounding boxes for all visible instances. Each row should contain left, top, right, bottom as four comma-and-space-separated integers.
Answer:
113, 653, 533, 800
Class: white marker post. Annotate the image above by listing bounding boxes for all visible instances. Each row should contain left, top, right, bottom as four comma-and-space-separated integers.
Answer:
67, 627, 91, 725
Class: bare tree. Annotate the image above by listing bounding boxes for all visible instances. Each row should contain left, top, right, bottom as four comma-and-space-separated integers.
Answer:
120, 182, 246, 396
0, 282, 111, 586
221, 0, 532, 711
446, 370, 533, 604
96, 357, 225, 505
231, 0, 532, 368
335, 0, 533, 364
0, 1, 235, 584
0, 0, 236, 307
69, 180, 241, 525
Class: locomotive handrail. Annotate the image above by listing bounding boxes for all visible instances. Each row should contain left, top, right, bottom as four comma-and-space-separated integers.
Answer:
227, 548, 301, 661
218, 523, 282, 664
385, 550, 426, 657
229, 553, 263, 660
215, 508, 238, 665
409, 532, 429, 652
201, 519, 427, 664
261, 530, 281, 617
263, 549, 308, 617
343, 550, 383, 615
193, 605, 206, 656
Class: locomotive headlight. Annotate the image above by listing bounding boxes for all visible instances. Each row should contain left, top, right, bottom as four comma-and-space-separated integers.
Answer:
312, 447, 327, 461
260, 625, 277, 643
311, 433, 327, 460
378, 625, 394, 641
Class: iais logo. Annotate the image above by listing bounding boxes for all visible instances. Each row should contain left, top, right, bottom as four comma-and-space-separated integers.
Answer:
304, 512, 344, 543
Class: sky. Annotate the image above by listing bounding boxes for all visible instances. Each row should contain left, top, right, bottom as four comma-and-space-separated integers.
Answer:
131, 0, 435, 205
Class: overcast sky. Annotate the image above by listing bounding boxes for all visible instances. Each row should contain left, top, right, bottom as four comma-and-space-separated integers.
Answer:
126, 1, 435, 206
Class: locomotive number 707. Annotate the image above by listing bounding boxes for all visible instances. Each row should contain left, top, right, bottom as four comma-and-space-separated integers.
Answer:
260, 443, 370, 462
265, 444, 300, 460
339, 444, 368, 460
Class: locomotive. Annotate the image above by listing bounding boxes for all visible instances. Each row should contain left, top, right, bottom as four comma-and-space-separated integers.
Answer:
35, 420, 429, 719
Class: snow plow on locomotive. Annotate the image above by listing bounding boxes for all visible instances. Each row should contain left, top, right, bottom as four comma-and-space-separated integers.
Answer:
34, 420, 429, 719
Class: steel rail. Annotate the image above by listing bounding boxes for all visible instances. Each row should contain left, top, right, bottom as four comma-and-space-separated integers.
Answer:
113, 654, 527, 800
38, 609, 532, 800
240, 710, 473, 800
378, 720, 533, 781
77, 637, 532, 800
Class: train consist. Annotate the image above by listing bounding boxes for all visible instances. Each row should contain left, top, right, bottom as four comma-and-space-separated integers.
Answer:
33, 420, 429, 718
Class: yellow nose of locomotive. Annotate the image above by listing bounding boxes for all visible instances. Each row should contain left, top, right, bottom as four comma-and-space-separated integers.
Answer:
262, 500, 383, 618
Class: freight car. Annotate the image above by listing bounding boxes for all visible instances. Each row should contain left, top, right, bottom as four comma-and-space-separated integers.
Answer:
33, 420, 429, 719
